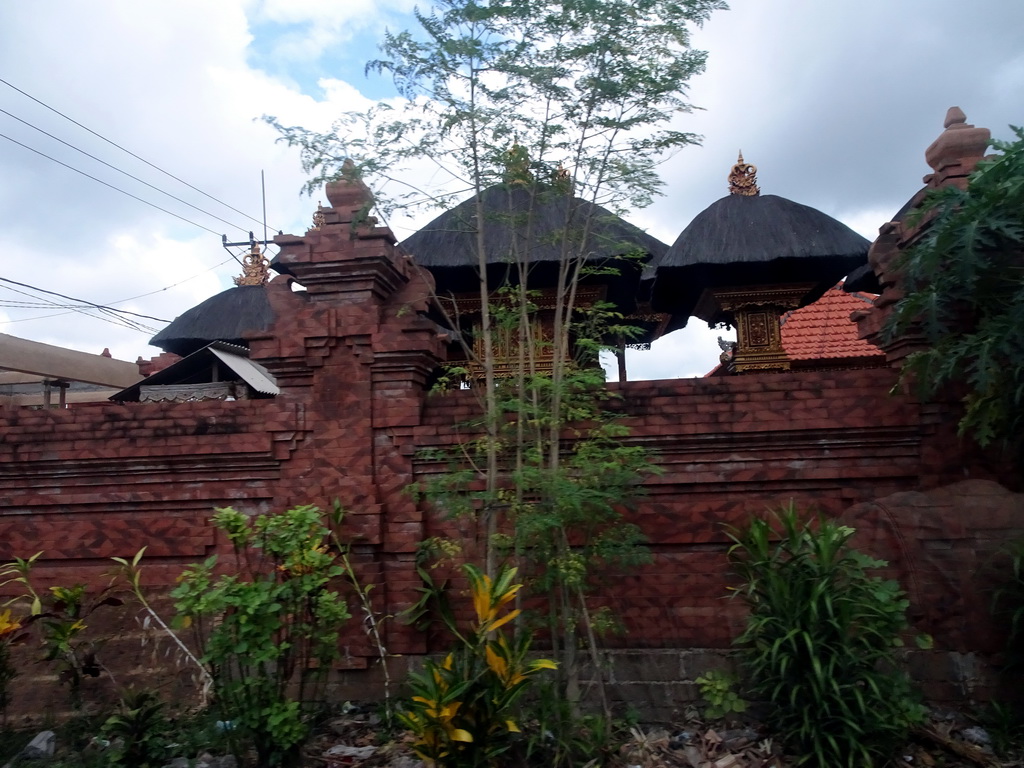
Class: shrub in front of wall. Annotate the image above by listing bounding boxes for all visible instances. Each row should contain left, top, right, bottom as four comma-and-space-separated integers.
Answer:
172, 505, 352, 768
397, 564, 556, 768
728, 504, 925, 767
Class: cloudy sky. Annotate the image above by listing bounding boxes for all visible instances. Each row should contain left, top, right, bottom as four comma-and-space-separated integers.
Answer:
1, 0, 1021, 380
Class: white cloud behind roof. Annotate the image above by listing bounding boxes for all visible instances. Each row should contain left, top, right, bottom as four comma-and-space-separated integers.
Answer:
0, 0, 1021, 380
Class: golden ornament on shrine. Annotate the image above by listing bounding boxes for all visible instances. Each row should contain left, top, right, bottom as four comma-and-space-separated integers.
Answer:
728, 151, 760, 196
233, 243, 271, 286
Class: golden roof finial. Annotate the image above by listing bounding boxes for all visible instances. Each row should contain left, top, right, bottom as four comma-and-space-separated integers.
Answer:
233, 243, 270, 286
728, 151, 760, 196
309, 201, 325, 232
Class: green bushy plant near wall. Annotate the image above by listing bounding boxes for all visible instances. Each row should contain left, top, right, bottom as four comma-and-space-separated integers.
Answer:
172, 505, 352, 768
886, 126, 1024, 457
1, 553, 126, 712
728, 504, 925, 767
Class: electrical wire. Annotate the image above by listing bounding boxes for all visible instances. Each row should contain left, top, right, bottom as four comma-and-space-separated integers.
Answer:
113, 256, 240, 303
0, 282, 157, 335
0, 106, 252, 235
0, 130, 245, 262
0, 282, 157, 334
0, 255, 240, 326
0, 76, 280, 233
0, 276, 169, 323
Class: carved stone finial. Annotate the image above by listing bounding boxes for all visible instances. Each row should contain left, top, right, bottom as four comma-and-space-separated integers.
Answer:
728, 151, 760, 196
944, 106, 967, 129
925, 107, 990, 175
233, 243, 270, 286
325, 160, 374, 211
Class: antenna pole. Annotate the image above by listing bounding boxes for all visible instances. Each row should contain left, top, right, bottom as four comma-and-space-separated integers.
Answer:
261, 170, 268, 247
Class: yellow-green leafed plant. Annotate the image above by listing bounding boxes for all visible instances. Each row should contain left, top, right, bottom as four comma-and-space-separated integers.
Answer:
2, 553, 126, 711
0, 607, 25, 724
398, 564, 556, 768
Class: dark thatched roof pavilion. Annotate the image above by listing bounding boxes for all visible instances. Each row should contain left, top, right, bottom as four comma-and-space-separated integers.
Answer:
399, 184, 668, 315
651, 159, 870, 325
149, 284, 275, 357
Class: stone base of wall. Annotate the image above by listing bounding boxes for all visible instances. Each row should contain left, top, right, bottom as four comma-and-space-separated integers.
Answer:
3, 642, 1007, 729
591, 648, 1006, 722
325, 646, 1006, 724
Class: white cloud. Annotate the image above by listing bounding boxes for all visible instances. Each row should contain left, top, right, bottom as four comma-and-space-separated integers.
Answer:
0, 0, 1021, 382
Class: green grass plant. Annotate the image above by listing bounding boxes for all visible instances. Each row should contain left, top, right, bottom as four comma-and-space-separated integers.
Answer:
728, 504, 924, 767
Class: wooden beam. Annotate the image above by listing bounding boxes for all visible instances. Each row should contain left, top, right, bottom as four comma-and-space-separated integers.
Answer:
0, 371, 46, 385
0, 389, 122, 407
0, 333, 141, 388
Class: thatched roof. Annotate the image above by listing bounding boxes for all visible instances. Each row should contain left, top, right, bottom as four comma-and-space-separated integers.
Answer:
399, 184, 669, 325
651, 193, 870, 322
657, 194, 869, 268
401, 184, 667, 270
149, 284, 274, 357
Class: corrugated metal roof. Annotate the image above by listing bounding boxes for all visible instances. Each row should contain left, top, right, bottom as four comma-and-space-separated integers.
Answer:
208, 345, 279, 395
109, 341, 278, 401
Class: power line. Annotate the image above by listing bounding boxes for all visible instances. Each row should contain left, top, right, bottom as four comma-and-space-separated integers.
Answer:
0, 255, 242, 326
0, 106, 252, 235
0, 130, 245, 255
0, 77, 280, 232
0, 281, 157, 334
0, 276, 170, 323
115, 256, 240, 303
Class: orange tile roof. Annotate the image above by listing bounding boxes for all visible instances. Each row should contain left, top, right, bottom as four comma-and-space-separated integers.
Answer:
781, 284, 881, 361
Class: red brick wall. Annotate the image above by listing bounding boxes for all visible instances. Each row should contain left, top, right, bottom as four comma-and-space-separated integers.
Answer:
410, 368, 976, 651
0, 366, 1010, 713
2, 176, 1017, 715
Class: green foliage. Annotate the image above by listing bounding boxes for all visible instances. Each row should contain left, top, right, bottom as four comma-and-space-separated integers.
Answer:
268, 0, 725, 212
0, 558, 28, 724
269, 0, 721, 737
1, 553, 125, 711
397, 564, 556, 768
416, 366, 656, 709
402, 538, 458, 633
978, 700, 1024, 757
522, 683, 633, 768
728, 504, 924, 767
172, 505, 352, 768
695, 669, 747, 721
111, 548, 213, 700
887, 126, 1024, 454
100, 690, 168, 767
991, 537, 1024, 675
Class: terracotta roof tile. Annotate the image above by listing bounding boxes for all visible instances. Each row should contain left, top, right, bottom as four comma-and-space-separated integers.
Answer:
781, 283, 881, 361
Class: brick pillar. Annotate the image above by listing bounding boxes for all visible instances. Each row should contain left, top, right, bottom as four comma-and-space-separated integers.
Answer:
854, 107, 990, 361
247, 174, 444, 657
